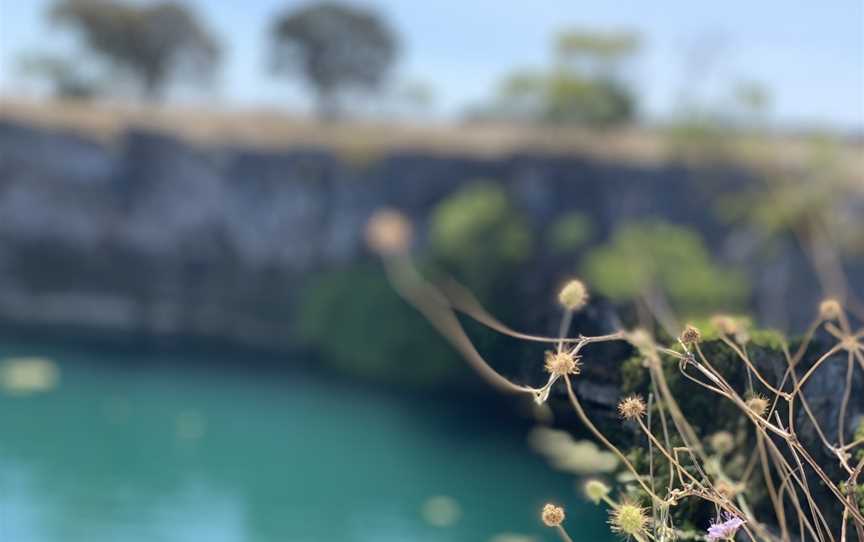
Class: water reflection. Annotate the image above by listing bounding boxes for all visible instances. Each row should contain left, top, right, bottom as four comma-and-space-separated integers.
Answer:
0, 344, 611, 541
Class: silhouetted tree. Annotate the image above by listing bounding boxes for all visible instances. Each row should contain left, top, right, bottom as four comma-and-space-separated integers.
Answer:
50, 0, 220, 99
270, 2, 398, 120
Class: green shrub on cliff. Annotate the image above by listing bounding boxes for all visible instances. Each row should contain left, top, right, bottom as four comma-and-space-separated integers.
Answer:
582, 220, 748, 315
429, 181, 531, 292
547, 212, 594, 253
296, 264, 458, 386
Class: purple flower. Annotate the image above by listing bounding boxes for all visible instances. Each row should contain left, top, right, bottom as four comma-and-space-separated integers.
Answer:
707, 513, 745, 541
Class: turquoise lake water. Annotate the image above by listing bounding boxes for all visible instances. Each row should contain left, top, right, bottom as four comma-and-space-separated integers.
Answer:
0, 343, 611, 541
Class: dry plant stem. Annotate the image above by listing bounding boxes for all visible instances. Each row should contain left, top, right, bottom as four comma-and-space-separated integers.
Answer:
648, 372, 676, 494
794, 343, 844, 390
562, 375, 665, 504
647, 394, 657, 521
634, 417, 765, 542
644, 350, 706, 460
635, 418, 736, 510
382, 248, 864, 539
796, 218, 850, 307
837, 350, 854, 450
779, 428, 836, 542
437, 279, 585, 343
846, 455, 864, 541
384, 256, 535, 395
695, 340, 864, 527
719, 336, 790, 398
756, 430, 791, 542
775, 467, 823, 542
777, 404, 863, 535
554, 525, 574, 542
639, 289, 679, 340
557, 309, 573, 353
783, 343, 853, 470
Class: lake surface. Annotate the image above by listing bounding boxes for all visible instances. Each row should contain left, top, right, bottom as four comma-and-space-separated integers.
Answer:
0, 342, 611, 541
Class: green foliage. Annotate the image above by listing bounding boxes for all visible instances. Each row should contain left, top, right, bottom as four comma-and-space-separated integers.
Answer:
295, 264, 458, 387
555, 29, 641, 65
270, 2, 398, 119
582, 221, 748, 316
50, 0, 220, 99
620, 355, 646, 393
429, 182, 531, 290
544, 73, 635, 125
487, 28, 640, 126
547, 212, 594, 253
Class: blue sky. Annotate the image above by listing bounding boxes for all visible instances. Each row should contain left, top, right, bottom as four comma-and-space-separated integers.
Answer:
1, 0, 862, 129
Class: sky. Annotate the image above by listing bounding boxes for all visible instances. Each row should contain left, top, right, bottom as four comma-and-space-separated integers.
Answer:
1, 0, 862, 130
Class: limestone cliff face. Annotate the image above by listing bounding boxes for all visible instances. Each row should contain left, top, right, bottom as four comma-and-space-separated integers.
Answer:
0, 120, 860, 347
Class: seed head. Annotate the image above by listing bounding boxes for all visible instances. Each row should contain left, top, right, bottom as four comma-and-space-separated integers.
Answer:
584, 480, 611, 504
365, 209, 412, 255
609, 501, 648, 538
708, 430, 735, 456
746, 394, 770, 418
558, 279, 589, 311
680, 324, 702, 345
711, 314, 739, 336
544, 351, 581, 376
819, 298, 842, 321
541, 503, 565, 527
618, 395, 647, 420
714, 479, 742, 500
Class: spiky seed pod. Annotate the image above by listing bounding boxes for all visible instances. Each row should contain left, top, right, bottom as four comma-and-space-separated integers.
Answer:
618, 395, 647, 420
609, 501, 648, 538
365, 209, 412, 255
584, 480, 611, 504
544, 351, 581, 376
558, 279, 589, 311
746, 394, 770, 418
819, 298, 842, 321
541, 503, 565, 527
680, 324, 702, 345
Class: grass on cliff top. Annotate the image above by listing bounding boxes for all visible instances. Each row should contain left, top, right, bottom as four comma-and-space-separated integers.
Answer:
3, 98, 862, 173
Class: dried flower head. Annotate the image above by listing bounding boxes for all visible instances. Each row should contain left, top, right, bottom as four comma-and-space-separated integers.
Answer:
584, 480, 611, 504
365, 209, 412, 255
819, 298, 842, 321
680, 324, 702, 345
558, 279, 589, 311
708, 431, 735, 456
710, 314, 740, 336
541, 503, 565, 527
544, 351, 581, 376
746, 394, 770, 418
609, 501, 648, 538
618, 395, 647, 420
714, 479, 743, 500
707, 513, 745, 541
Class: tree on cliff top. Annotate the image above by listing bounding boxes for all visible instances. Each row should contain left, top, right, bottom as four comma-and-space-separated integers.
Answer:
481, 28, 640, 126
270, 2, 398, 120
49, 0, 220, 100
